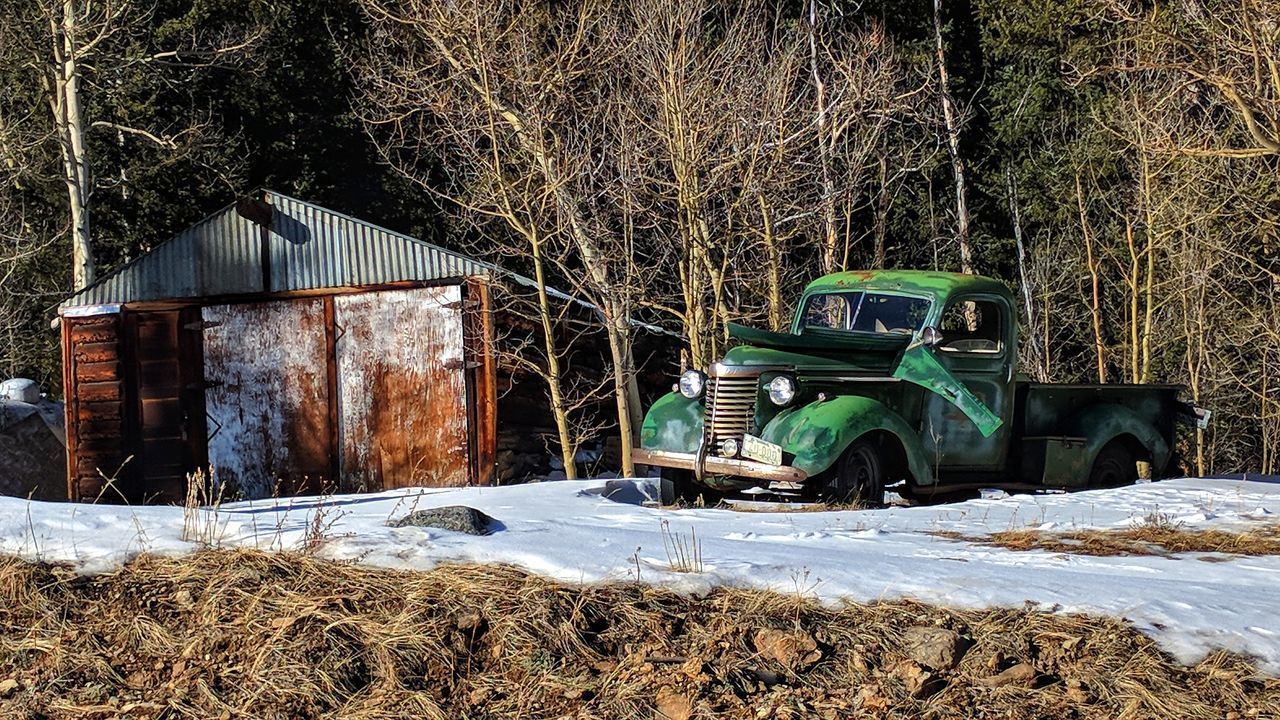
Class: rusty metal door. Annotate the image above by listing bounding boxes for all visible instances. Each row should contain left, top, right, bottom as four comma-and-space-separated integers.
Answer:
203, 298, 332, 498
334, 285, 469, 490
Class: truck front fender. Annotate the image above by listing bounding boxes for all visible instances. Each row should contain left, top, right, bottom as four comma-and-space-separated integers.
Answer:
760, 396, 935, 486
1066, 403, 1172, 476
639, 391, 704, 454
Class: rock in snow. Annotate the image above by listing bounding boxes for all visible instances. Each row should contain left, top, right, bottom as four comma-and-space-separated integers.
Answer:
390, 506, 496, 535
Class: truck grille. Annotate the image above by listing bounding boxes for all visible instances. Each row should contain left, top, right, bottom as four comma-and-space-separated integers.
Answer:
704, 375, 761, 456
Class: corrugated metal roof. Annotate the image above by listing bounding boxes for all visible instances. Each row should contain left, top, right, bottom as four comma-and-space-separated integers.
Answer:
60, 191, 495, 309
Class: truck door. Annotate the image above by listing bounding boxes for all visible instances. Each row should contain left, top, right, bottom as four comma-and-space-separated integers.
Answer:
921, 295, 1015, 472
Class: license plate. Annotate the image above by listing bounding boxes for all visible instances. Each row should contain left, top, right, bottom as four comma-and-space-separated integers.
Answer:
741, 434, 782, 466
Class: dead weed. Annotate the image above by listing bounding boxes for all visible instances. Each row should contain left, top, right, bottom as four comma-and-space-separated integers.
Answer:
938, 517, 1280, 558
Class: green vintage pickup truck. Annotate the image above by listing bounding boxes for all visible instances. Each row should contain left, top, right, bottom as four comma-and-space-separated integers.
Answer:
636, 270, 1208, 505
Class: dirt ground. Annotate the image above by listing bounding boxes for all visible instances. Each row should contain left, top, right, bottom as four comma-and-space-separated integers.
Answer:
0, 550, 1276, 719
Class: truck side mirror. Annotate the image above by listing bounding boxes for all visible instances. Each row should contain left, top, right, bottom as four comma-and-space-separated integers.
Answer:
920, 326, 943, 347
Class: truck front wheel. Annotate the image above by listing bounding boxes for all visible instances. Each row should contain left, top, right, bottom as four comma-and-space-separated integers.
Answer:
820, 439, 886, 507
659, 468, 722, 507
1088, 441, 1139, 489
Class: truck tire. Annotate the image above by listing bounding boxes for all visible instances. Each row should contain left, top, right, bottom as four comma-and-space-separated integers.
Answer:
659, 468, 722, 507
821, 438, 886, 506
1088, 441, 1139, 489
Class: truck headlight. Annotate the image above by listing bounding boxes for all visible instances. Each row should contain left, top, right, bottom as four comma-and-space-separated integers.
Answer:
767, 375, 797, 406
678, 370, 706, 399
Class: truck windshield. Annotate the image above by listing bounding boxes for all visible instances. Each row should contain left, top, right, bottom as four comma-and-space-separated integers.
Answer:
800, 292, 931, 335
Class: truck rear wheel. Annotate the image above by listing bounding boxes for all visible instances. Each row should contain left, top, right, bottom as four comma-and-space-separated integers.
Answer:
821, 439, 886, 507
1088, 441, 1138, 489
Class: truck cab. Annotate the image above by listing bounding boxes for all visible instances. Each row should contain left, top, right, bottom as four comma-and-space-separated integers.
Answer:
636, 270, 1202, 505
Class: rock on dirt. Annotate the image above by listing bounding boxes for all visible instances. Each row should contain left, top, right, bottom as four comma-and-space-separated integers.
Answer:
895, 660, 945, 698
977, 662, 1037, 688
654, 686, 693, 720
751, 628, 823, 672
902, 626, 968, 671
389, 506, 496, 535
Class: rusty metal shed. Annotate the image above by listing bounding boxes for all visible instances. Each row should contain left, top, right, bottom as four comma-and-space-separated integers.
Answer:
59, 191, 505, 503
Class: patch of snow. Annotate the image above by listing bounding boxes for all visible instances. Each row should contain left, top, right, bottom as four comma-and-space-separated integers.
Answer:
2, 477, 1280, 673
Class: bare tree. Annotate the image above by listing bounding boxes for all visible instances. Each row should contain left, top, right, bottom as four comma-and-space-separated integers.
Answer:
356, 0, 647, 474
1102, 0, 1280, 158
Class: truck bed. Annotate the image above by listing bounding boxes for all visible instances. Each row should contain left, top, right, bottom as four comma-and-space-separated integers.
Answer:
1017, 382, 1182, 440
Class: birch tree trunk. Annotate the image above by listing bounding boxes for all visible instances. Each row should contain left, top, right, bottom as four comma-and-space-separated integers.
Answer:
1006, 170, 1044, 380
1075, 172, 1106, 383
808, 0, 839, 273
49, 0, 96, 290
932, 0, 974, 274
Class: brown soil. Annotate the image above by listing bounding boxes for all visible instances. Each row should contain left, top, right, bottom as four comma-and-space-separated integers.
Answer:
0, 550, 1276, 719
937, 520, 1280, 558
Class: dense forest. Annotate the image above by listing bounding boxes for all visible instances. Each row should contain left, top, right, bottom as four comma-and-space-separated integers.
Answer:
1, 0, 1277, 476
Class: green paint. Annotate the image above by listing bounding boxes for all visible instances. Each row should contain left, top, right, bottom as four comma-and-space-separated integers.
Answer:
893, 344, 1003, 437
759, 396, 934, 483
1065, 403, 1173, 475
800, 270, 1009, 302
638, 391, 703, 452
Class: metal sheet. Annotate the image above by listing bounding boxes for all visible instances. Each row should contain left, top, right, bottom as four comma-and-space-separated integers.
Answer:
335, 285, 469, 490
266, 193, 488, 293
60, 191, 493, 309
203, 299, 332, 498
60, 202, 264, 308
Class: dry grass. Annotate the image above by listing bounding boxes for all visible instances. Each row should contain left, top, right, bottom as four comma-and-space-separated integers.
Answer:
0, 552, 1275, 719
659, 520, 703, 573
181, 468, 228, 546
938, 516, 1280, 558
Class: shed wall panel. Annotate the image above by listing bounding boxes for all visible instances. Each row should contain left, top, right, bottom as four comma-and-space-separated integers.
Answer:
335, 285, 469, 490
63, 314, 129, 501
203, 299, 332, 498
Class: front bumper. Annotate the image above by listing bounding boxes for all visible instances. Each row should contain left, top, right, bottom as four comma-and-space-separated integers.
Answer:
634, 447, 808, 484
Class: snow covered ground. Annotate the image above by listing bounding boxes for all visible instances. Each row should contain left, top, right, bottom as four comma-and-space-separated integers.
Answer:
2, 476, 1279, 672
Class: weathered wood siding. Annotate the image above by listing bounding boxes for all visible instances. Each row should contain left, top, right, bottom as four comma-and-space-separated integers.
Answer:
64, 313, 129, 501
203, 299, 332, 498
335, 285, 469, 490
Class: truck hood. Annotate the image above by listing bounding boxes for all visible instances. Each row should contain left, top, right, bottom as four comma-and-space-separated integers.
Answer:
721, 322, 1003, 437
723, 323, 909, 374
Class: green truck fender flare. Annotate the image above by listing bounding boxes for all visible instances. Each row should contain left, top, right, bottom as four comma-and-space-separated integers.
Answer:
1066, 403, 1172, 476
639, 391, 704, 453
759, 395, 935, 486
